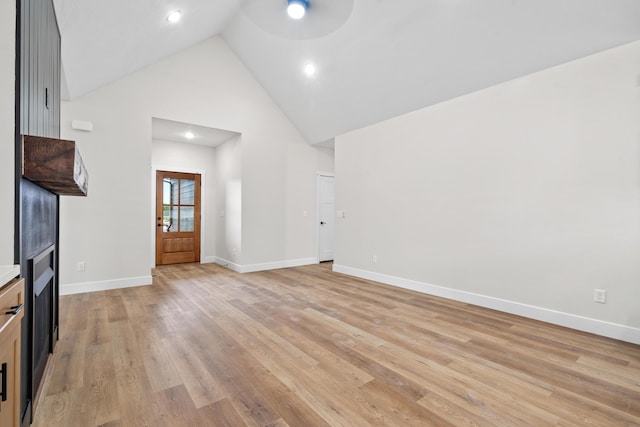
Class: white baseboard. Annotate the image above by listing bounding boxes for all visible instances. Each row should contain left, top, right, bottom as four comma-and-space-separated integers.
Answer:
202, 256, 217, 264
213, 257, 318, 273
60, 275, 153, 296
332, 264, 640, 345
212, 257, 243, 272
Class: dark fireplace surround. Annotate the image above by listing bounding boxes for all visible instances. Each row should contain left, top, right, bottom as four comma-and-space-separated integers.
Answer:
18, 178, 58, 424
17, 136, 88, 424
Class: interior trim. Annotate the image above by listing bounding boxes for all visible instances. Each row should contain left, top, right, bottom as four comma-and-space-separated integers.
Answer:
333, 264, 640, 345
211, 257, 319, 273
59, 275, 152, 295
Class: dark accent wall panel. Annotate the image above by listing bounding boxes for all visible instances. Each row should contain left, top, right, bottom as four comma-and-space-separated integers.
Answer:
15, 0, 61, 424
18, 178, 57, 421
20, 179, 56, 260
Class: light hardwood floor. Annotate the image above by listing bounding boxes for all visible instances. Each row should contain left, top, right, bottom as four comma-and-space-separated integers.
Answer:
33, 263, 640, 426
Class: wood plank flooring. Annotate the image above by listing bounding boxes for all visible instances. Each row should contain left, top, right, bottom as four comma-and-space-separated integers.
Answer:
33, 263, 640, 426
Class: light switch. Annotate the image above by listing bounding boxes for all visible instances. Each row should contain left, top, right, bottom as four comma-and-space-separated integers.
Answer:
336, 211, 345, 218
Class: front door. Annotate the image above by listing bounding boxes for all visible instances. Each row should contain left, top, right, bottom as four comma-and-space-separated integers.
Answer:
156, 171, 201, 265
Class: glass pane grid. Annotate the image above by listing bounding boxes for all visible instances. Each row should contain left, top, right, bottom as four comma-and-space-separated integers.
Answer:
161, 177, 197, 233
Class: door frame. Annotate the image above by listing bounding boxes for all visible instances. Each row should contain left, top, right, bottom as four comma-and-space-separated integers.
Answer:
151, 166, 207, 268
316, 172, 335, 263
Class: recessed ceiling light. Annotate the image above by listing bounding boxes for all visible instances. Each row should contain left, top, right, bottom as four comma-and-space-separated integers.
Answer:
287, 0, 308, 19
303, 63, 317, 77
167, 10, 182, 23
184, 131, 195, 140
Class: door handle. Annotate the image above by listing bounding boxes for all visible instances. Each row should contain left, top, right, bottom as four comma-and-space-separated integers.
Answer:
5, 304, 23, 316
1, 362, 6, 402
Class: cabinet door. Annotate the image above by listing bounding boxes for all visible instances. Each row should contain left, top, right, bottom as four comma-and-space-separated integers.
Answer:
21, 0, 61, 139
0, 323, 22, 427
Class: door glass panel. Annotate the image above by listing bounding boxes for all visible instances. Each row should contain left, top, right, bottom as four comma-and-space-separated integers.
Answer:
164, 206, 178, 232
171, 179, 180, 204
180, 179, 195, 204
160, 176, 196, 233
180, 207, 194, 232
163, 178, 179, 205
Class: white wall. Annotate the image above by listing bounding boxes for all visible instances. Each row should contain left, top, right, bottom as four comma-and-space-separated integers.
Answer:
60, 36, 334, 291
151, 138, 217, 264
283, 143, 335, 261
335, 41, 640, 343
238, 115, 335, 268
214, 135, 242, 265
0, 0, 15, 266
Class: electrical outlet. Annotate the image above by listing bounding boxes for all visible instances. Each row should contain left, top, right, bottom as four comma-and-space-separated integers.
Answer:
372, 255, 377, 264
77, 261, 86, 272
594, 289, 606, 304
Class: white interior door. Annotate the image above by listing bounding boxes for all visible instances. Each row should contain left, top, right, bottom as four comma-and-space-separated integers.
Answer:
318, 174, 335, 262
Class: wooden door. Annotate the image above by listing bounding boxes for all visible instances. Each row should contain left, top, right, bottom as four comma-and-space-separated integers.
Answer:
156, 171, 201, 265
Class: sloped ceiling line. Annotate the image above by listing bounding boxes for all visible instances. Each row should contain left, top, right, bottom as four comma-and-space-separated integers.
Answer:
54, 0, 640, 143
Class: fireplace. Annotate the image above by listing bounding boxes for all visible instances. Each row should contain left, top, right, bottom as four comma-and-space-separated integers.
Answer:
29, 244, 56, 397
19, 178, 58, 424
18, 135, 87, 424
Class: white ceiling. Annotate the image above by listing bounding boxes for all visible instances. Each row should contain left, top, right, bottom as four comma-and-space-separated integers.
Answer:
54, 0, 640, 144
152, 117, 240, 148
55, 0, 239, 99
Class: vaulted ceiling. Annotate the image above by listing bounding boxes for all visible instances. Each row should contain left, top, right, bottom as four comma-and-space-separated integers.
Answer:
54, 0, 640, 144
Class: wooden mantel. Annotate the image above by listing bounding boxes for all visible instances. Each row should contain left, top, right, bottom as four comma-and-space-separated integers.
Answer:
22, 135, 89, 196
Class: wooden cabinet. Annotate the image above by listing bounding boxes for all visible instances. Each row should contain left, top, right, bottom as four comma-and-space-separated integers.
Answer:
19, 0, 61, 139
0, 279, 25, 427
